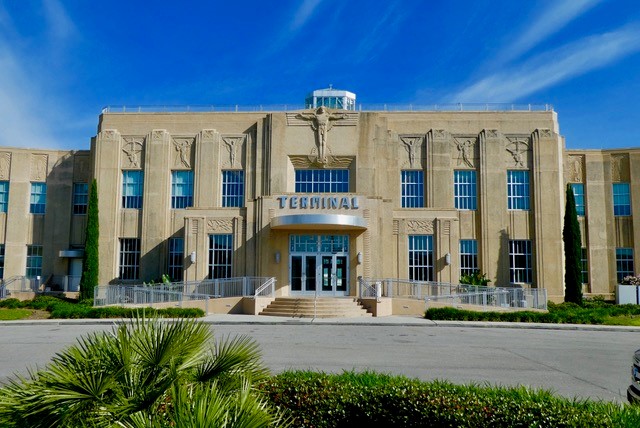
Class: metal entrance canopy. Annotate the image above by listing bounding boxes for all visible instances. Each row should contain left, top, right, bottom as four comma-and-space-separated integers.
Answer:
271, 214, 367, 230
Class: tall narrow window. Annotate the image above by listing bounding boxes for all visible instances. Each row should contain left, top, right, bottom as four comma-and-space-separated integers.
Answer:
122, 171, 143, 209
168, 237, 184, 281
221, 170, 244, 207
119, 238, 140, 280
454, 170, 477, 210
408, 235, 433, 281
0, 181, 8, 213
401, 170, 424, 208
171, 171, 193, 209
30, 182, 47, 214
509, 240, 532, 283
459, 239, 478, 277
616, 248, 634, 283
613, 183, 631, 216
73, 182, 89, 215
571, 183, 585, 216
26, 245, 43, 278
295, 169, 349, 193
581, 248, 589, 285
209, 234, 233, 279
507, 170, 530, 210
0, 244, 5, 278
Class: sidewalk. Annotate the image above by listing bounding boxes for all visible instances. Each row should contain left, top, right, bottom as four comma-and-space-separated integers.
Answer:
2, 314, 640, 332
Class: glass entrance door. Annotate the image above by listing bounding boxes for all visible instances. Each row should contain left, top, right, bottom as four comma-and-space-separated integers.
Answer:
289, 235, 349, 296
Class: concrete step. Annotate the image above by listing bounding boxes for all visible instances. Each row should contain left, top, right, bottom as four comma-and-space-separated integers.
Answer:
259, 297, 372, 318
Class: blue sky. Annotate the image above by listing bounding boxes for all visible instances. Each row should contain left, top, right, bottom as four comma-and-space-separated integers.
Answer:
0, 0, 639, 150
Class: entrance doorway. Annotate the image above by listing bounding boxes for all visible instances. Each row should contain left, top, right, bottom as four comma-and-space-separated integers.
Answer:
289, 235, 349, 296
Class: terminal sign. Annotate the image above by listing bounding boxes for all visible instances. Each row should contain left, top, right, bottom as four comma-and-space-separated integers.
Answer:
277, 195, 359, 210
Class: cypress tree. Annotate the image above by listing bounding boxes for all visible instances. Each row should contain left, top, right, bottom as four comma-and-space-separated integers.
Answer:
79, 179, 99, 301
563, 183, 583, 305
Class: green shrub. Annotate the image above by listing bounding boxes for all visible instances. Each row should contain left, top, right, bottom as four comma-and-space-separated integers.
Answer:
0, 298, 22, 309
259, 371, 640, 427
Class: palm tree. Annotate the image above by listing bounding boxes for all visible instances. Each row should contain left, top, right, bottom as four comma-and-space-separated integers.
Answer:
0, 316, 287, 427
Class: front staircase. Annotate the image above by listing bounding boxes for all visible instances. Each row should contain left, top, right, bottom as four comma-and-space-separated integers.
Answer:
260, 297, 372, 318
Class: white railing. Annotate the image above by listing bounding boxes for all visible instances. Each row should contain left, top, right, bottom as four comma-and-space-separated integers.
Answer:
358, 278, 547, 310
94, 277, 276, 307
2, 276, 39, 293
102, 103, 553, 114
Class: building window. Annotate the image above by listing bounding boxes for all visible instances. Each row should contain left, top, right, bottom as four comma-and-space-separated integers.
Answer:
26, 245, 43, 278
30, 182, 47, 214
168, 237, 184, 281
122, 170, 143, 209
221, 170, 244, 207
209, 234, 233, 279
454, 170, 477, 210
581, 248, 589, 285
507, 170, 530, 210
408, 235, 433, 281
119, 238, 140, 280
613, 183, 631, 216
0, 181, 8, 213
460, 239, 478, 277
171, 171, 193, 209
401, 170, 424, 208
0, 244, 5, 278
295, 169, 349, 193
509, 240, 532, 283
571, 183, 585, 216
616, 248, 634, 283
72, 182, 89, 215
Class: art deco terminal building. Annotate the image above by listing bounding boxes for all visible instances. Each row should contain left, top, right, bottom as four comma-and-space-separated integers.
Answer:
0, 89, 638, 304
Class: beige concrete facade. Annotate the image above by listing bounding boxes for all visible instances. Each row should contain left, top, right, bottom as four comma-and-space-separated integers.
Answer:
0, 108, 637, 303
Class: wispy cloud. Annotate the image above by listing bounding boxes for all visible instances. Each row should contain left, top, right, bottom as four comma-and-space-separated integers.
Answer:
497, 0, 602, 64
0, 1, 79, 149
289, 0, 323, 31
450, 24, 640, 103
351, 1, 406, 63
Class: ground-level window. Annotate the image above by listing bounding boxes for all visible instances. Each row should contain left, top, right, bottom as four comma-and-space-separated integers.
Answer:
26, 245, 43, 278
168, 237, 184, 281
581, 248, 589, 285
509, 240, 532, 284
401, 170, 424, 208
295, 169, 349, 193
209, 234, 233, 279
616, 248, 634, 283
459, 239, 478, 278
119, 238, 140, 280
408, 235, 433, 281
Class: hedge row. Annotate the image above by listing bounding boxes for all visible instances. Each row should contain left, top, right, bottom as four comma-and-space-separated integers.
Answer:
425, 302, 640, 324
0, 296, 204, 319
259, 371, 640, 427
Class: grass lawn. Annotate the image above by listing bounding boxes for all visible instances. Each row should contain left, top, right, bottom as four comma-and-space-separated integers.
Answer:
0, 308, 33, 321
604, 315, 640, 326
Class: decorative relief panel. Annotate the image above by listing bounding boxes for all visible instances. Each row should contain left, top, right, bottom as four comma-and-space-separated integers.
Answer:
151, 130, 166, 142
406, 219, 434, 234
505, 138, 530, 168
453, 137, 476, 168
289, 155, 353, 169
122, 137, 144, 169
611, 153, 629, 182
201, 129, 218, 141
567, 155, 584, 183
286, 107, 358, 166
190, 219, 199, 235
221, 135, 246, 168
173, 138, 194, 169
399, 135, 424, 168
485, 129, 499, 138
393, 220, 400, 235
432, 129, 447, 140
30, 154, 48, 181
207, 219, 233, 233
0, 152, 11, 180
443, 220, 451, 235
538, 128, 552, 138
102, 129, 118, 141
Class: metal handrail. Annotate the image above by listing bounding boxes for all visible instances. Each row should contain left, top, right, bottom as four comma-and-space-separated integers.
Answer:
254, 277, 276, 298
102, 103, 553, 114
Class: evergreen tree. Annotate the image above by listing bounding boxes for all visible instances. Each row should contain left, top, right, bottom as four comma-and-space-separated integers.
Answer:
563, 184, 583, 304
79, 179, 99, 301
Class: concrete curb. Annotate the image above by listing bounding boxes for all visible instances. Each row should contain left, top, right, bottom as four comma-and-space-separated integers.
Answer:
1, 316, 640, 332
